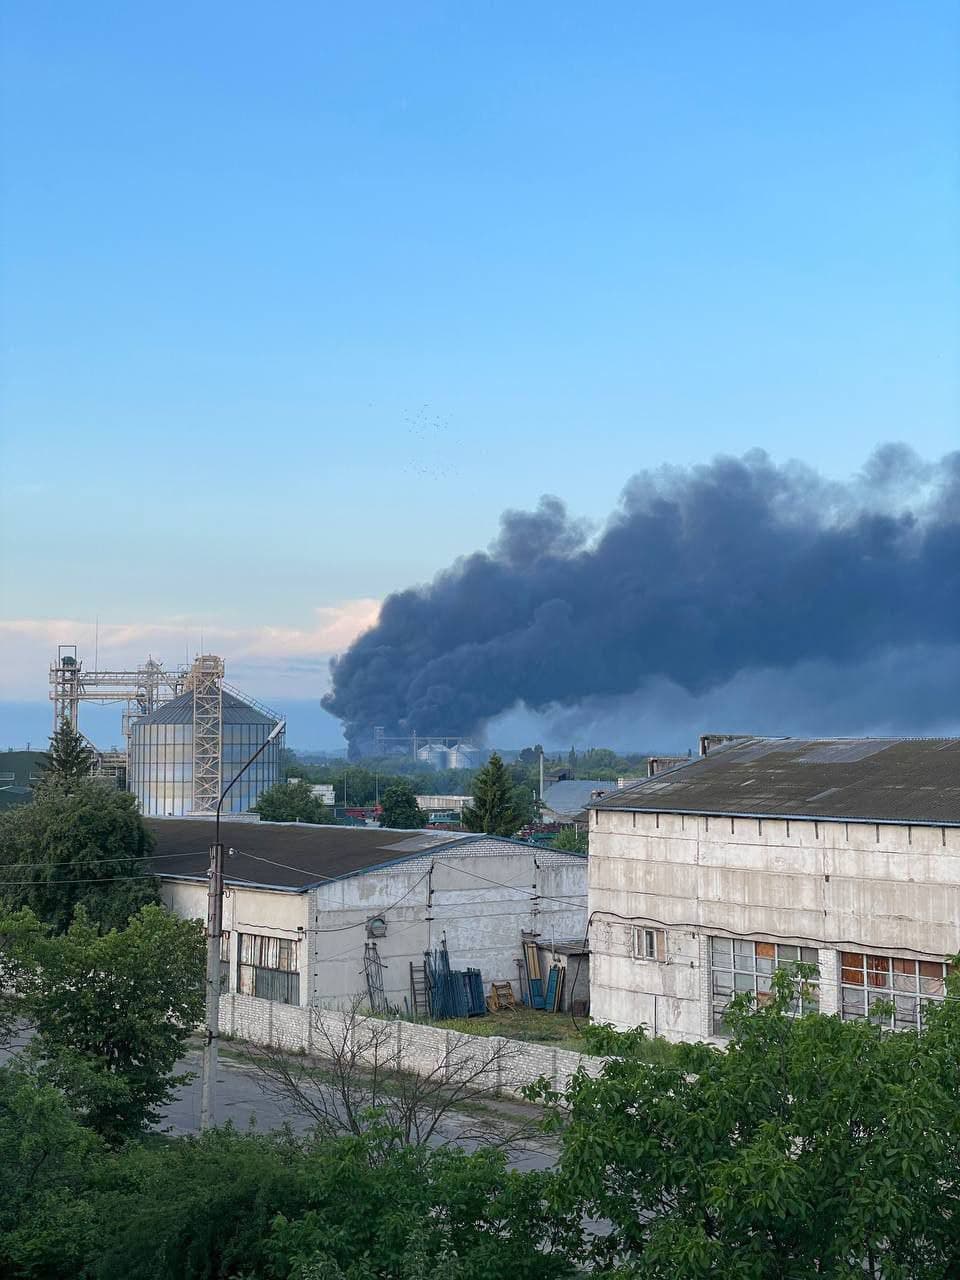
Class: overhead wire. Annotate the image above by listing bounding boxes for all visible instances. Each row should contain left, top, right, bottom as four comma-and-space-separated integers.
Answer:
0, 850, 208, 871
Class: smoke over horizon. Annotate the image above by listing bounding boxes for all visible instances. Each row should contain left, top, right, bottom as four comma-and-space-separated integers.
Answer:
322, 446, 960, 754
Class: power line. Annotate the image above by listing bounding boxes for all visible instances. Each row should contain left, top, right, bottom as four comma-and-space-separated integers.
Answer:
0, 850, 205, 871
0, 872, 161, 885
310, 869, 433, 933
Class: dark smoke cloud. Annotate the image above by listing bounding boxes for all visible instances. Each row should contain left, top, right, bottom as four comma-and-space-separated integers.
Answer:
323, 447, 960, 752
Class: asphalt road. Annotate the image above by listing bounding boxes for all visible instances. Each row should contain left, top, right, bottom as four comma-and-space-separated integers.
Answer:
159, 1045, 559, 1173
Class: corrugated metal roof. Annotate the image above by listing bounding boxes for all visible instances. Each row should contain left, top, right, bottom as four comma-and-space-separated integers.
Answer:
594, 736, 960, 826
139, 689, 276, 726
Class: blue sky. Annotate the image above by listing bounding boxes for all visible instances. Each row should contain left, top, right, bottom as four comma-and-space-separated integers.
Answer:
1, 2, 957, 746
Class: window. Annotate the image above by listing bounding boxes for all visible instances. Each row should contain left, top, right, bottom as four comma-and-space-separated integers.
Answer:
710, 937, 819, 1036
840, 951, 947, 1031
633, 926, 665, 961
238, 933, 300, 1005
219, 932, 231, 994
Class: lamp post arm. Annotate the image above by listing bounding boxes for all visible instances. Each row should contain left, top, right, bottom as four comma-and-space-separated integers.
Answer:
215, 719, 286, 844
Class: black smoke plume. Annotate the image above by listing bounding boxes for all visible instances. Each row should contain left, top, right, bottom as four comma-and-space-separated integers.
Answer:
323, 447, 960, 754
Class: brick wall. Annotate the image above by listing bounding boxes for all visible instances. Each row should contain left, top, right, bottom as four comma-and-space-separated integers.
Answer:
219, 993, 606, 1098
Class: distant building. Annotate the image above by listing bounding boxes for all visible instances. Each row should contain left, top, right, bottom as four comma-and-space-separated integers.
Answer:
416, 742, 451, 769
0, 748, 47, 790
589, 735, 960, 1043
415, 741, 483, 770
0, 748, 47, 810
416, 794, 470, 822
149, 819, 586, 1010
447, 742, 482, 769
541, 779, 615, 826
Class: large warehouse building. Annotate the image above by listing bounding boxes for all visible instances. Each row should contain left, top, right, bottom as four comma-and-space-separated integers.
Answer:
147, 818, 587, 1011
587, 735, 960, 1043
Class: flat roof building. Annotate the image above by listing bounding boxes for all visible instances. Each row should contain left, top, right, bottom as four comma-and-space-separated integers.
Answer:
588, 736, 960, 1043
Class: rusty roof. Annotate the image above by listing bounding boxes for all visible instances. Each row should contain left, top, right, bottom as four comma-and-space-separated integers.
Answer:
594, 737, 960, 826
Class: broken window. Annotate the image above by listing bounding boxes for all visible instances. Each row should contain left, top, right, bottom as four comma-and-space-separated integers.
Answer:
840, 951, 946, 1031
238, 932, 300, 1005
219, 931, 231, 994
710, 936, 819, 1036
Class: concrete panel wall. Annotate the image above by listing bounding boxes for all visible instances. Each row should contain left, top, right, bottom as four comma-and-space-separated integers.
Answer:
219, 993, 605, 1099
589, 810, 960, 1039
310, 849, 587, 1011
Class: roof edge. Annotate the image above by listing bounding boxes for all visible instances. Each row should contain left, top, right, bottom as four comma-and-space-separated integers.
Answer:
591, 802, 960, 830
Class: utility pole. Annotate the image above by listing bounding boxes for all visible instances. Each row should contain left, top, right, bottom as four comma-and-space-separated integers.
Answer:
200, 717, 285, 1131
199, 838, 223, 1130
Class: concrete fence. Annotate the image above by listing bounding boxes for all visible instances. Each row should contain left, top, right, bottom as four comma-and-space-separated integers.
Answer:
219, 993, 606, 1099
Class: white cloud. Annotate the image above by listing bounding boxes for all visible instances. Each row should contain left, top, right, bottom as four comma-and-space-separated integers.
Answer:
0, 600, 380, 701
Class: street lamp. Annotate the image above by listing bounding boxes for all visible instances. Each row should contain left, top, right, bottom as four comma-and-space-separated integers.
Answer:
199, 718, 285, 1131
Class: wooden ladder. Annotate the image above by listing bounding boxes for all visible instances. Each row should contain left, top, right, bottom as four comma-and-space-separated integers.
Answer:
409, 962, 429, 1017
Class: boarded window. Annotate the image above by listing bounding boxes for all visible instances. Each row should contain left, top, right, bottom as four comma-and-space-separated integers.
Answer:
237, 933, 300, 1005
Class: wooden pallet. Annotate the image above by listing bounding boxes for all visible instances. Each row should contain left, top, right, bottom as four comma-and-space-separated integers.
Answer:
486, 980, 517, 1012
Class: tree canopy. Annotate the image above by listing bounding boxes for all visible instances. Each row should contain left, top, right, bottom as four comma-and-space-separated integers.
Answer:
255, 779, 332, 824
379, 779, 426, 829
39, 716, 96, 784
0, 779, 158, 933
528, 967, 960, 1277
550, 826, 587, 854
4, 903, 204, 1146
462, 753, 536, 837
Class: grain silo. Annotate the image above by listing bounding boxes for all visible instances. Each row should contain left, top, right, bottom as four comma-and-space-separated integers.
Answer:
128, 655, 284, 817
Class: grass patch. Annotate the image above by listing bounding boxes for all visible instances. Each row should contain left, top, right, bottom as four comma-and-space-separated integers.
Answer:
424, 1007, 680, 1064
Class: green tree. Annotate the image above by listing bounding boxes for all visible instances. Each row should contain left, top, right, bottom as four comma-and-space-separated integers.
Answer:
379, 780, 426, 829
84, 1130, 574, 1280
6, 903, 204, 1145
0, 778, 158, 933
256, 780, 332, 824
39, 715, 96, 784
529, 968, 960, 1277
551, 826, 587, 854
0, 1066, 103, 1279
462, 754, 532, 837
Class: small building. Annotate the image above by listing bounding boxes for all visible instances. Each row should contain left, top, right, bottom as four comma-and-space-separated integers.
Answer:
148, 819, 587, 1012
541, 779, 615, 826
416, 794, 470, 821
534, 939, 590, 1015
588, 735, 960, 1043
0, 748, 47, 809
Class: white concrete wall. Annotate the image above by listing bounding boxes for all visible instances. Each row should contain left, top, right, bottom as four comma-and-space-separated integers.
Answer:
219, 993, 605, 1099
160, 878, 310, 1006
310, 847, 587, 1011
588, 808, 960, 1040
